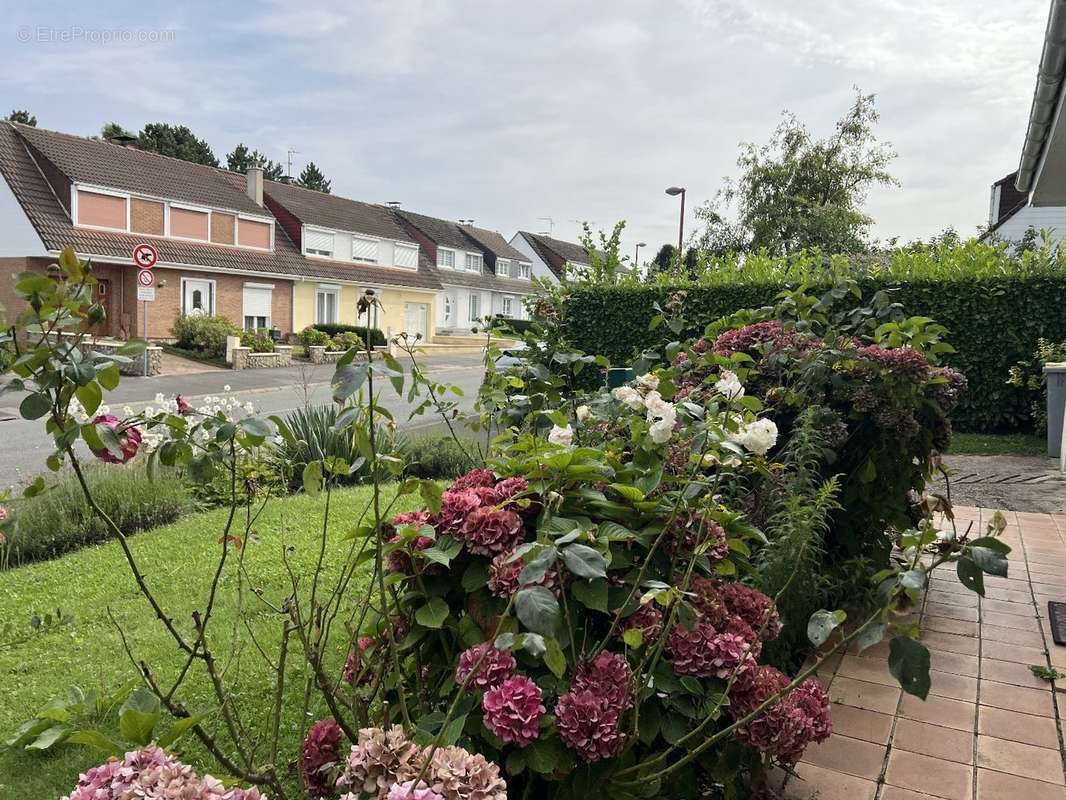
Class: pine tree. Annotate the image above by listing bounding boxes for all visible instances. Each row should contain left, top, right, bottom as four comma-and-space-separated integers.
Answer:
225, 143, 284, 181
135, 123, 218, 167
296, 161, 331, 194
6, 110, 36, 126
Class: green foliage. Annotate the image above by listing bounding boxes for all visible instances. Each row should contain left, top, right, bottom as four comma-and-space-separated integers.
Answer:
6, 110, 37, 126
224, 143, 284, 180
693, 89, 896, 256
171, 314, 241, 358
135, 123, 218, 167
3, 465, 194, 566
296, 161, 331, 193
191, 451, 285, 509
402, 433, 477, 479
99, 122, 134, 141
298, 325, 332, 348
313, 322, 386, 347
239, 327, 276, 353
1007, 337, 1066, 434
560, 240, 1066, 432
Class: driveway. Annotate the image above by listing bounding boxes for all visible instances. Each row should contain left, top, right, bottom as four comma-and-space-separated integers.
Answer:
0, 352, 486, 489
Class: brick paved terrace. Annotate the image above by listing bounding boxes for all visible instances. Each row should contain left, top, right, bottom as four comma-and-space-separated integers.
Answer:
769, 507, 1066, 800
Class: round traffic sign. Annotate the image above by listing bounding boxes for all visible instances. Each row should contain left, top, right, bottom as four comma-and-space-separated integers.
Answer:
133, 243, 158, 269
137, 269, 155, 288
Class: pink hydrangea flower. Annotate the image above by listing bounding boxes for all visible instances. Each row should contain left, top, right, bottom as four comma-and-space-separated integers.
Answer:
388, 781, 445, 800
302, 718, 343, 797
487, 547, 558, 599
481, 675, 545, 747
386, 511, 436, 574
620, 603, 664, 645
91, 414, 142, 464
344, 636, 378, 686
668, 622, 757, 680
572, 651, 634, 711
554, 689, 626, 762
455, 643, 517, 692
493, 476, 528, 503
670, 515, 729, 564
438, 488, 483, 535
459, 507, 524, 557
450, 468, 497, 490
719, 581, 783, 641
729, 666, 832, 764
856, 344, 930, 380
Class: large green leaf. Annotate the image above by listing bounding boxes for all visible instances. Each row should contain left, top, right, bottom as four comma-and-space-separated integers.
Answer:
19, 392, 51, 421
970, 546, 1009, 577
956, 557, 985, 596
560, 544, 607, 579
807, 609, 846, 647
888, 636, 931, 699
118, 688, 162, 745
571, 578, 608, 612
515, 586, 561, 637
74, 382, 102, 417
415, 597, 449, 629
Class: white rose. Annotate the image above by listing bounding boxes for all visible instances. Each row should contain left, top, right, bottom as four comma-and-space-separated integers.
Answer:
737, 418, 778, 456
612, 386, 644, 411
548, 424, 573, 446
636, 373, 660, 392
223, 385, 231, 393
576, 405, 591, 422
715, 370, 745, 400
644, 390, 676, 420
649, 416, 674, 444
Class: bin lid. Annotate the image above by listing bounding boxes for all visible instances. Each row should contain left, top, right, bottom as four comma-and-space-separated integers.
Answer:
1043, 362, 1066, 373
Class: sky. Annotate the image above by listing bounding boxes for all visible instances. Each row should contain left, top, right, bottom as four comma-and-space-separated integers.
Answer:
0, 0, 1052, 261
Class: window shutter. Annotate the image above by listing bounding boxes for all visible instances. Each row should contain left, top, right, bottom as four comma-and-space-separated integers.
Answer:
395, 243, 418, 268
242, 286, 272, 319
305, 229, 334, 255
352, 237, 379, 262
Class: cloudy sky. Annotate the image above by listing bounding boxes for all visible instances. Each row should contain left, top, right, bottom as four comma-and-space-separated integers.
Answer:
1, 0, 1051, 259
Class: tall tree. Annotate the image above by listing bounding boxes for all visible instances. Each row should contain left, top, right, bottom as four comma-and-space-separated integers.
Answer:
135, 123, 218, 167
225, 143, 285, 181
296, 161, 331, 194
6, 110, 36, 126
100, 122, 135, 141
693, 90, 897, 256
650, 243, 676, 273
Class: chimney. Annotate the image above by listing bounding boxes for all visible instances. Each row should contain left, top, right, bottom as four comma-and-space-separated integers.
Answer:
246, 165, 264, 206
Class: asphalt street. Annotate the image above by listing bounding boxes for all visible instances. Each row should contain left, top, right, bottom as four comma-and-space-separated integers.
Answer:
0, 352, 486, 489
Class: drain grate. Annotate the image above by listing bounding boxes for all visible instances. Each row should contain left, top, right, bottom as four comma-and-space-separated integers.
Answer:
943, 472, 1052, 485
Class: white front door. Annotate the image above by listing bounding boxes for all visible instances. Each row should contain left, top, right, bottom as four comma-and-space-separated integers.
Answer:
405, 303, 428, 338
182, 278, 214, 316
442, 293, 453, 328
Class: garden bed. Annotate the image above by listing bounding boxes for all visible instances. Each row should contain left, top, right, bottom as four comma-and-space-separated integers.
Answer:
0, 485, 418, 799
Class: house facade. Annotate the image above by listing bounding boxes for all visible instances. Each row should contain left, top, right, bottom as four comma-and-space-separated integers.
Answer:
261, 181, 441, 339
509, 231, 595, 282
394, 210, 534, 334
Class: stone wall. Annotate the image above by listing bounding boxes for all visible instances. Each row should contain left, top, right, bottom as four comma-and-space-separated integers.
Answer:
42, 332, 163, 376
232, 345, 293, 370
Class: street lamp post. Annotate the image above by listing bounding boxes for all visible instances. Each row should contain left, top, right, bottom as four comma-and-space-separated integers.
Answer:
665, 186, 686, 257
634, 241, 646, 266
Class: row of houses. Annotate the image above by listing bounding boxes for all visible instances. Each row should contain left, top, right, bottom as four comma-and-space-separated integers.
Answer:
0, 122, 595, 343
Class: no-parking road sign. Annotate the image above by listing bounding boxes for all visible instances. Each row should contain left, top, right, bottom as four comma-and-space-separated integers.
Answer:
137, 269, 155, 288
133, 243, 158, 269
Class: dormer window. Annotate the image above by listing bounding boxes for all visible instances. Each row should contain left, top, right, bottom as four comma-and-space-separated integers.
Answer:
75, 189, 127, 231
352, 236, 379, 264
305, 229, 335, 258
465, 253, 483, 273
437, 248, 456, 268
496, 259, 511, 277
518, 262, 531, 279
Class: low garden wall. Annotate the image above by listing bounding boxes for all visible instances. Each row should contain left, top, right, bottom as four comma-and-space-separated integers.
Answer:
44, 333, 163, 376
232, 345, 293, 371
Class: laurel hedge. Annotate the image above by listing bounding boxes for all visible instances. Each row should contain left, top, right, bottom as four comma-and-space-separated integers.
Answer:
561, 276, 1066, 433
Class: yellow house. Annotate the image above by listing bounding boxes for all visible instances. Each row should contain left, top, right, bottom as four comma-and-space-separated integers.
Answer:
263, 180, 443, 340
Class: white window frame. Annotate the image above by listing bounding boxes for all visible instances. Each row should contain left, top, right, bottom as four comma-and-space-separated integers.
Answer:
465, 252, 483, 273
468, 293, 481, 321
437, 248, 456, 269
305, 227, 336, 259
180, 277, 217, 316
351, 236, 380, 264
242, 282, 273, 331
501, 296, 513, 317
518, 262, 531, 279
496, 259, 511, 278
313, 285, 338, 326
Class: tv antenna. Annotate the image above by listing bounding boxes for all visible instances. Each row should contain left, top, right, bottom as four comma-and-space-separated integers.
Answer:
537, 217, 554, 236
286, 148, 300, 178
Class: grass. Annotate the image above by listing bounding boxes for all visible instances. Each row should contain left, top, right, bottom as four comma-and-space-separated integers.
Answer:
0, 483, 419, 799
948, 432, 1047, 457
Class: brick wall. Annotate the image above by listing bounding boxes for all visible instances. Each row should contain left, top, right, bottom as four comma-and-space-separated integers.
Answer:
130, 199, 164, 236
211, 212, 235, 245
0, 257, 127, 338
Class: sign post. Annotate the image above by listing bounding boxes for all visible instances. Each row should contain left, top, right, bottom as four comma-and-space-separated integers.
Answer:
132, 244, 158, 376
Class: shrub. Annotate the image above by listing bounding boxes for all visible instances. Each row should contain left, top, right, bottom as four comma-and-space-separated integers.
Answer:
402, 433, 477, 479
171, 315, 241, 357
331, 330, 365, 351
4, 465, 194, 565
298, 325, 332, 348
557, 241, 1066, 432
239, 328, 276, 353
1007, 337, 1066, 435
312, 322, 386, 347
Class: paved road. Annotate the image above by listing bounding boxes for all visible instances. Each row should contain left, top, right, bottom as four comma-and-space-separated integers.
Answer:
0, 353, 486, 489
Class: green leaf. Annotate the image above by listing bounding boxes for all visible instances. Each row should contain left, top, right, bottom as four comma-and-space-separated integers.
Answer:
970, 546, 1009, 577
520, 546, 558, 585
855, 622, 886, 653
332, 363, 369, 402
968, 536, 1011, 555
118, 688, 162, 745
560, 544, 607, 579
75, 382, 102, 417
544, 638, 567, 679
572, 578, 608, 612
96, 424, 125, 460
156, 712, 210, 749
65, 729, 122, 754
239, 417, 274, 439
807, 609, 846, 647
623, 627, 644, 649
956, 557, 985, 596
303, 461, 323, 497
19, 392, 51, 421
461, 561, 489, 592
97, 364, 120, 391
26, 725, 69, 751
415, 597, 449, 629
888, 636, 931, 699
515, 586, 561, 637
439, 713, 467, 746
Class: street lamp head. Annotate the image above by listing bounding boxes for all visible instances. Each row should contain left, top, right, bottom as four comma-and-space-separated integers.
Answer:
665, 186, 685, 196
637, 242, 647, 247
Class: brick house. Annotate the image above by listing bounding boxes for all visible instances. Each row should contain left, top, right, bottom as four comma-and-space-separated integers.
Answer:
393, 209, 534, 334
0, 122, 318, 339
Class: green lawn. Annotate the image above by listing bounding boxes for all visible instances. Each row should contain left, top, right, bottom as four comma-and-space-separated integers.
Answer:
948, 432, 1048, 457
0, 484, 418, 799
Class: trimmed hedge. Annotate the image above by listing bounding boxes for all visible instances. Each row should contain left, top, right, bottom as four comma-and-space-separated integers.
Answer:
312, 323, 385, 347
561, 277, 1066, 433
